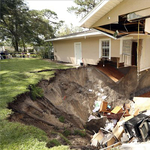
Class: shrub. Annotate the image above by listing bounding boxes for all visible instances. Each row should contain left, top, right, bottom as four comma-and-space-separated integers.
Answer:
30, 85, 44, 100
51, 131, 71, 145
47, 139, 61, 148
74, 129, 86, 137
58, 116, 65, 123
63, 129, 71, 137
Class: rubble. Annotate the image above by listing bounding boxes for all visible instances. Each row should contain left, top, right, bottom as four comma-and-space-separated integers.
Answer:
89, 96, 150, 149
91, 130, 104, 147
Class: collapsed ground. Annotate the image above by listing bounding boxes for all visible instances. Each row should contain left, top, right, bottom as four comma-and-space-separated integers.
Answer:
8, 66, 150, 149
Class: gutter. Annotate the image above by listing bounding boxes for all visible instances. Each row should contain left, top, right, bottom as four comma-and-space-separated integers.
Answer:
45, 31, 104, 42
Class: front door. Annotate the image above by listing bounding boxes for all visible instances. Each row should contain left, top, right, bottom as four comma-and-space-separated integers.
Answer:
74, 42, 82, 65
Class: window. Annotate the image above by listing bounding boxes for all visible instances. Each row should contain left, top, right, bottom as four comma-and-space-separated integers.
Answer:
99, 39, 111, 59
122, 40, 132, 55
120, 38, 132, 66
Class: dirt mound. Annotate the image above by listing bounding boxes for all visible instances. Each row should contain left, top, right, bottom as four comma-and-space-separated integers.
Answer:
8, 66, 150, 149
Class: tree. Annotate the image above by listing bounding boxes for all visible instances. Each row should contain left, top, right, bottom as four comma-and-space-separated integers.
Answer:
0, 0, 62, 52
67, 0, 101, 18
56, 23, 83, 36
0, 0, 30, 51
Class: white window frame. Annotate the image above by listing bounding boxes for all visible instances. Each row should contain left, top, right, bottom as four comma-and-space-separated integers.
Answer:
120, 37, 133, 65
99, 38, 111, 59
120, 37, 133, 55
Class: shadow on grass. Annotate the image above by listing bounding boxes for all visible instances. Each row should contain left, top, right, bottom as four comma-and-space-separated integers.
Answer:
0, 58, 71, 72
0, 120, 49, 150
0, 58, 71, 107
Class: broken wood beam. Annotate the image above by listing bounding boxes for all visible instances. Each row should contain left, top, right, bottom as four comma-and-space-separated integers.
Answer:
94, 27, 115, 35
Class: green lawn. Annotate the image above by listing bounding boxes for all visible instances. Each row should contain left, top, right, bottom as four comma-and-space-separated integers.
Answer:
0, 58, 71, 150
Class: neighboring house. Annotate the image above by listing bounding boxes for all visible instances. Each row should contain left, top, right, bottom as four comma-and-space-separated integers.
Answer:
46, 0, 150, 72
0, 46, 15, 52
0, 46, 5, 52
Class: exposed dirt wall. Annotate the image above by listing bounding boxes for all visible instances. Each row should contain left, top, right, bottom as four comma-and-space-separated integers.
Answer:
7, 66, 150, 149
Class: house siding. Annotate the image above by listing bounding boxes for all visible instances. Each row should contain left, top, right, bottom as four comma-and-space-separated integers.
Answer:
140, 36, 150, 71
92, 0, 150, 27
53, 40, 75, 64
111, 39, 120, 58
53, 36, 121, 65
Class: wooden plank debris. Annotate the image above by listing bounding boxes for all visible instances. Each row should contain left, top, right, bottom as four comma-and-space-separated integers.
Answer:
91, 130, 104, 147
111, 106, 123, 114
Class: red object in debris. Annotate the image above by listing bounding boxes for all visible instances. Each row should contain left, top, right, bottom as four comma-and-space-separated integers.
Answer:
63, 96, 66, 100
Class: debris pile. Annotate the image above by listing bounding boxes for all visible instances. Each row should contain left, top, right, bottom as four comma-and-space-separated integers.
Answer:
89, 96, 150, 149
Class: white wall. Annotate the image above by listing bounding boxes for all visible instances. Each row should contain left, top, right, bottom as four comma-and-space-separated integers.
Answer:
140, 36, 150, 71
53, 36, 121, 65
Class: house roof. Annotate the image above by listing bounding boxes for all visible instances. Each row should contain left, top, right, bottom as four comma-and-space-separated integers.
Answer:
45, 29, 117, 42
79, 0, 123, 28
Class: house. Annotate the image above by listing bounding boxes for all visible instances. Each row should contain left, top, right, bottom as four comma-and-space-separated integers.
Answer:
45, 29, 119, 66
46, 0, 150, 72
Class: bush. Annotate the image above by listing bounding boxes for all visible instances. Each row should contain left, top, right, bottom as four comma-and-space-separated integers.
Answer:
74, 129, 86, 137
63, 129, 71, 137
51, 131, 71, 145
47, 139, 61, 148
30, 85, 44, 100
58, 116, 65, 123
37, 47, 53, 59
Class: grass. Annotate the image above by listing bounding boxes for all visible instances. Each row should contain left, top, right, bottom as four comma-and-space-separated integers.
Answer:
47, 139, 61, 147
74, 129, 86, 137
58, 116, 65, 123
30, 84, 44, 100
63, 129, 71, 137
51, 131, 71, 145
0, 58, 72, 150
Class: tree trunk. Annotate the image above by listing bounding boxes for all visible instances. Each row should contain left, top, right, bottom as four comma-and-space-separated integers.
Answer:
15, 39, 19, 52
12, 37, 19, 52
22, 38, 26, 52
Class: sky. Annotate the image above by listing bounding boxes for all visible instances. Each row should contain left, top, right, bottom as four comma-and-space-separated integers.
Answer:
24, 0, 81, 26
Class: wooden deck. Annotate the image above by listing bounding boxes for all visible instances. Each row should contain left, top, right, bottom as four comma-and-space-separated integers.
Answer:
96, 64, 124, 82
139, 91, 150, 97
